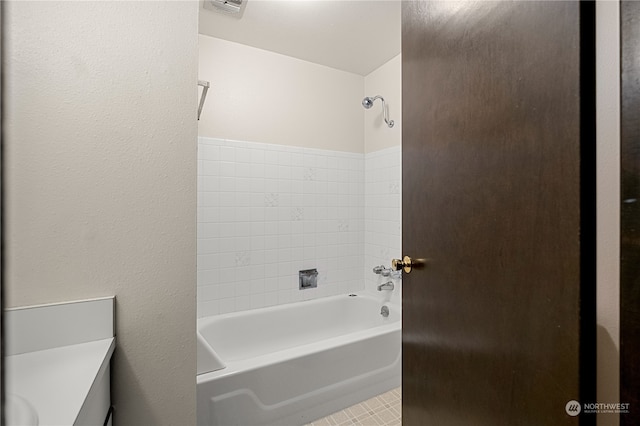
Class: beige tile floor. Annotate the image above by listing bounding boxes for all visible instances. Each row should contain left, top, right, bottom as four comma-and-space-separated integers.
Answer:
305, 387, 401, 426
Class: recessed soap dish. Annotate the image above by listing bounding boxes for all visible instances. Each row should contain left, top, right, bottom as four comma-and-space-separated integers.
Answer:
299, 269, 318, 290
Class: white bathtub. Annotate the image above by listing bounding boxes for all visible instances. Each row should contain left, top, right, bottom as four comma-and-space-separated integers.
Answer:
196, 293, 401, 426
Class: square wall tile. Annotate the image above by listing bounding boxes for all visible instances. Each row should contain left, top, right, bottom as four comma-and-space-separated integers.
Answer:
198, 138, 404, 316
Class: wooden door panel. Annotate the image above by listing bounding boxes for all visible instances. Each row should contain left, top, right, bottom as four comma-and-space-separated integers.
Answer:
401, 2, 595, 424
621, 2, 640, 423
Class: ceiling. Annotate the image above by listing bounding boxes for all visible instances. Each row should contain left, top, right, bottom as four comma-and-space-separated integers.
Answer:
198, 0, 401, 76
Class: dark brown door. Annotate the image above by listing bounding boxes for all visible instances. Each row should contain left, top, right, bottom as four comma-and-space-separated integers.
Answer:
401, 1, 596, 425
621, 2, 640, 423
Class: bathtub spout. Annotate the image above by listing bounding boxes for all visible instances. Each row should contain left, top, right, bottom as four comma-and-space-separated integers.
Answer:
377, 281, 394, 291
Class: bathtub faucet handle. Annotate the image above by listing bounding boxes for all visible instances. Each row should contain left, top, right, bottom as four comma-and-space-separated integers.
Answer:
372, 265, 386, 274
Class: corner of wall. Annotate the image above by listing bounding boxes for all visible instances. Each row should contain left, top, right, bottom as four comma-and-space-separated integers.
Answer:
595, 2, 620, 425
363, 54, 402, 154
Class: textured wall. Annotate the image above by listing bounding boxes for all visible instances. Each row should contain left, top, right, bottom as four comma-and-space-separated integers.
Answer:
5, 2, 198, 424
198, 35, 364, 153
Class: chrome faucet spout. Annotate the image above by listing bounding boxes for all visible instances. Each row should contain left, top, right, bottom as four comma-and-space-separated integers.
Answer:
377, 281, 394, 291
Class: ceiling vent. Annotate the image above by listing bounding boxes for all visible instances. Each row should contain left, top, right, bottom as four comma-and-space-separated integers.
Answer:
203, 0, 247, 18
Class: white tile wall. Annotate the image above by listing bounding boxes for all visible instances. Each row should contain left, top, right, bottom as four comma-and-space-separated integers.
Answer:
197, 137, 365, 317
364, 146, 402, 300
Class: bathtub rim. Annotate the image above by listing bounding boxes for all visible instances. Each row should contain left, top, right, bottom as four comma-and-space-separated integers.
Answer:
197, 292, 401, 383
197, 292, 399, 328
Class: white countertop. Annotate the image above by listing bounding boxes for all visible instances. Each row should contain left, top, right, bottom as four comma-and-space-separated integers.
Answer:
6, 337, 115, 425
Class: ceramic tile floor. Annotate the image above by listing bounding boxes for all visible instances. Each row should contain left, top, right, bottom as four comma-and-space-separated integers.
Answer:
305, 387, 401, 426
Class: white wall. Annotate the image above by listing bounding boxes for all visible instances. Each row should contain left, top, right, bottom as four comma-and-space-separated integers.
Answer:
364, 54, 402, 153
596, 2, 620, 425
198, 35, 364, 153
5, 2, 198, 424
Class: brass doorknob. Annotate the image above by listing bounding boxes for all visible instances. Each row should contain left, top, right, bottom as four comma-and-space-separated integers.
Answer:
392, 256, 413, 273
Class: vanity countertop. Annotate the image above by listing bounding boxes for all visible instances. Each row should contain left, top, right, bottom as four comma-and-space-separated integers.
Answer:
6, 337, 115, 425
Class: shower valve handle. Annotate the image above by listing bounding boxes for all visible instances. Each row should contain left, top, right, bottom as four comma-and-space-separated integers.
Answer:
391, 256, 413, 274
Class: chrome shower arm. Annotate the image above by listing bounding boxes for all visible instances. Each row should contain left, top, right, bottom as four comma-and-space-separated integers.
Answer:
379, 97, 394, 128
362, 95, 394, 128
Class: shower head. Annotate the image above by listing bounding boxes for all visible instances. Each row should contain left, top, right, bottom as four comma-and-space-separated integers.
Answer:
361, 95, 394, 128
362, 97, 375, 109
